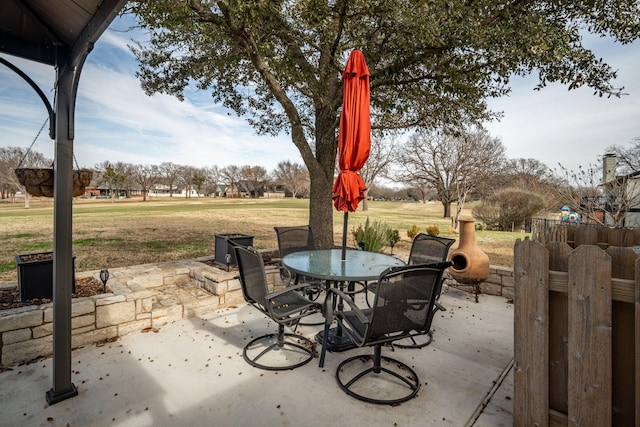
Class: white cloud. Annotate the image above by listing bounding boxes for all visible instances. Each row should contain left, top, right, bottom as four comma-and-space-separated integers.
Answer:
71, 59, 299, 168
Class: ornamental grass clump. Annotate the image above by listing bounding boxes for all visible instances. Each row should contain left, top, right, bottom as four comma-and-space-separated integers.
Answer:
352, 217, 393, 253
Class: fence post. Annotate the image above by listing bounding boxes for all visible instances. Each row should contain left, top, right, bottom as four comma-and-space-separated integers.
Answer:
567, 245, 612, 426
514, 238, 549, 426
634, 258, 640, 422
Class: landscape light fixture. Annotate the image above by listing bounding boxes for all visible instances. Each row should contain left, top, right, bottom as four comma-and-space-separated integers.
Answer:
99, 269, 109, 293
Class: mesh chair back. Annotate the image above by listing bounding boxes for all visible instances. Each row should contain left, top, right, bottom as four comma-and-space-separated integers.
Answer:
408, 233, 455, 265
234, 245, 269, 310
366, 265, 444, 341
274, 225, 316, 258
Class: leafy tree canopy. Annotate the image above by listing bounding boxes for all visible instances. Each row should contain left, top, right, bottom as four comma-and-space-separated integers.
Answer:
129, 0, 640, 246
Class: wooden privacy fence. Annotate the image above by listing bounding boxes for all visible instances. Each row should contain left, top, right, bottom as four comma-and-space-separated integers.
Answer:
514, 226, 640, 426
532, 222, 640, 249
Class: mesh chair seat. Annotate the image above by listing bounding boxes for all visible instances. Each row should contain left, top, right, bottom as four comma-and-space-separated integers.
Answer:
235, 245, 322, 371
367, 233, 455, 349
268, 291, 318, 319
319, 262, 451, 404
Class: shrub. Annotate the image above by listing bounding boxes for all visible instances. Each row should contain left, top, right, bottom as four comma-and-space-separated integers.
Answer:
352, 217, 393, 252
472, 188, 547, 231
388, 229, 401, 243
425, 225, 440, 236
475, 221, 486, 231
407, 224, 420, 240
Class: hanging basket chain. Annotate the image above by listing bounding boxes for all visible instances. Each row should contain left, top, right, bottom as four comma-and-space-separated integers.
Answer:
13, 116, 93, 198
17, 117, 49, 169
16, 116, 82, 170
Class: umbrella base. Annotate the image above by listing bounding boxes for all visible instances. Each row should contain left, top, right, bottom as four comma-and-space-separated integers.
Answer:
315, 327, 355, 352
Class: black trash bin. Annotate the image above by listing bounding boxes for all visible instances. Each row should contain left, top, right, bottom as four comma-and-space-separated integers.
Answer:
15, 251, 76, 300
214, 234, 254, 267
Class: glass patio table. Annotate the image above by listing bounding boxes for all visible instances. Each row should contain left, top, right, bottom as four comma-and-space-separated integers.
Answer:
282, 249, 405, 351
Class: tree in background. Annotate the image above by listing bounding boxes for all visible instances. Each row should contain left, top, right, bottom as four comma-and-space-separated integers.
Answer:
490, 158, 562, 210
273, 160, 310, 198
556, 159, 640, 227
394, 127, 505, 229
132, 164, 161, 201
605, 137, 640, 174
175, 165, 199, 198
240, 165, 269, 197
220, 165, 242, 197
0, 146, 50, 207
203, 165, 222, 196
130, 1, 638, 247
95, 161, 127, 202
159, 162, 182, 196
554, 161, 604, 222
190, 167, 208, 197
358, 136, 395, 211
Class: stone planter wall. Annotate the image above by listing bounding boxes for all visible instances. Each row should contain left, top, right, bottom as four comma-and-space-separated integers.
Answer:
447, 264, 514, 300
0, 257, 283, 368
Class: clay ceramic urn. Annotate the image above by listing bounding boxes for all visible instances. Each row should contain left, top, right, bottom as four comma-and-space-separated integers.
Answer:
448, 219, 490, 284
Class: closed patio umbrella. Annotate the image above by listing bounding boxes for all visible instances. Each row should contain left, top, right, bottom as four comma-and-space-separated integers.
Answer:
332, 49, 371, 260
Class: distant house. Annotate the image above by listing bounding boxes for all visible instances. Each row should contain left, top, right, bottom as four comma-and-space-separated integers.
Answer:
82, 173, 141, 199
601, 154, 640, 227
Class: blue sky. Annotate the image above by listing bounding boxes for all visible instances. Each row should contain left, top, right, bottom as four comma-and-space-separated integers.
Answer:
1, 14, 639, 174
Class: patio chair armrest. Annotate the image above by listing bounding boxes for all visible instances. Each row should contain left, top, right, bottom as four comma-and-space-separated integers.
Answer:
325, 288, 369, 324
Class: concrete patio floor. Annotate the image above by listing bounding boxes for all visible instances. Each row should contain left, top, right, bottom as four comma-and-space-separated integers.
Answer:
0, 286, 514, 427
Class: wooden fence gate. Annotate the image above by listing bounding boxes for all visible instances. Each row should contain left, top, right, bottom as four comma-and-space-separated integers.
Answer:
514, 225, 640, 426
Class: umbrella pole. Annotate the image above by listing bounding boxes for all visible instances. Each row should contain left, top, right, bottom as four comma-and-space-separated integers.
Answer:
341, 211, 348, 261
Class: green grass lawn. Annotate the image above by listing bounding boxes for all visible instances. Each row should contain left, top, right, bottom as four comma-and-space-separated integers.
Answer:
0, 197, 526, 282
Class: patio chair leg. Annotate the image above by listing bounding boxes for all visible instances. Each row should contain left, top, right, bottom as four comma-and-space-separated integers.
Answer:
319, 321, 331, 368
335, 352, 421, 405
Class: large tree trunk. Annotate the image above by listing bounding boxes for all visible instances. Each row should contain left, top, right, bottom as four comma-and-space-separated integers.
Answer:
361, 188, 369, 211
309, 172, 334, 248
443, 201, 451, 218
305, 109, 338, 249
271, 46, 340, 249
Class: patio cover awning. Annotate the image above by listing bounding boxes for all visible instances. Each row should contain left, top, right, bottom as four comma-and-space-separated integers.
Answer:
0, 0, 127, 404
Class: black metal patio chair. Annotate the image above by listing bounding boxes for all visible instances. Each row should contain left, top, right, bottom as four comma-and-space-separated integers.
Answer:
407, 233, 456, 266
274, 225, 325, 301
391, 233, 455, 348
319, 262, 451, 404
365, 234, 454, 341
234, 244, 322, 371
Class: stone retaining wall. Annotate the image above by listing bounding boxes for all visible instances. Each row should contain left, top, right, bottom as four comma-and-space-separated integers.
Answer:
470, 264, 514, 300
0, 257, 283, 368
444, 264, 514, 301
0, 254, 514, 368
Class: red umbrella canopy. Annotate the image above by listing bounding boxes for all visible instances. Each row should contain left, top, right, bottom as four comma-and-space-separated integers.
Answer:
332, 49, 371, 213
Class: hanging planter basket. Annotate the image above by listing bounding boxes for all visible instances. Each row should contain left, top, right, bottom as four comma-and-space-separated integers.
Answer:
14, 168, 93, 197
